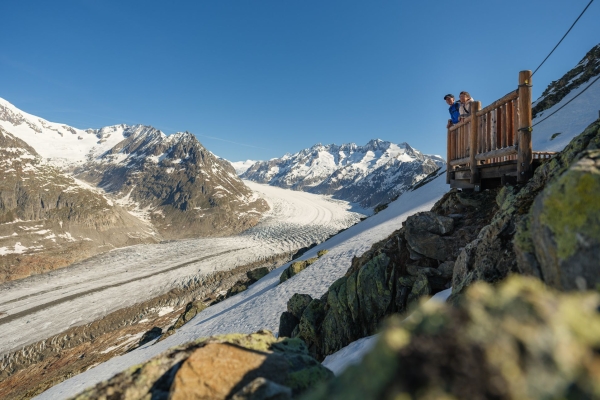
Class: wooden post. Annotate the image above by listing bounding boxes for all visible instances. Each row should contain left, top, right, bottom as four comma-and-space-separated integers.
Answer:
513, 98, 519, 146
470, 101, 481, 184
446, 128, 451, 184
501, 103, 507, 149
491, 109, 497, 150
517, 70, 533, 183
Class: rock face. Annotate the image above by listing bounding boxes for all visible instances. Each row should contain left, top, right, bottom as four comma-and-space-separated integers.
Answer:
76, 127, 268, 239
514, 120, 600, 291
73, 331, 333, 400
452, 120, 600, 296
278, 189, 498, 360
0, 127, 158, 282
305, 276, 600, 400
242, 140, 443, 208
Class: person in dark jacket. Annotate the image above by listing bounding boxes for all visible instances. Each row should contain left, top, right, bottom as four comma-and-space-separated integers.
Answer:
444, 94, 460, 128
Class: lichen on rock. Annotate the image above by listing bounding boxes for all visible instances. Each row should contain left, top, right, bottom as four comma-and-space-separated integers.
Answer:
73, 330, 332, 400
304, 276, 600, 400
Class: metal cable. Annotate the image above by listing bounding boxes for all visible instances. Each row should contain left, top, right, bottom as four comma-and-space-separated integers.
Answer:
531, 0, 595, 78
532, 73, 600, 127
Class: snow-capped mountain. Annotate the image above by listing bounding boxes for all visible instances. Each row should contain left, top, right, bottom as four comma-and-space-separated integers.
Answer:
74, 126, 268, 239
0, 98, 268, 281
242, 139, 444, 208
0, 126, 158, 281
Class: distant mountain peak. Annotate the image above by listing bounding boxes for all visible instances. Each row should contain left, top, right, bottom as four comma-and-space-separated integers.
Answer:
242, 139, 444, 208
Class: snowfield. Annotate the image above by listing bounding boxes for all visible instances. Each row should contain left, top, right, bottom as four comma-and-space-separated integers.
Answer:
0, 181, 368, 357
34, 171, 448, 400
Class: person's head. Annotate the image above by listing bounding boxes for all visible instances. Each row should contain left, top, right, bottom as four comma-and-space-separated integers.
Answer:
459, 91, 471, 102
444, 94, 454, 105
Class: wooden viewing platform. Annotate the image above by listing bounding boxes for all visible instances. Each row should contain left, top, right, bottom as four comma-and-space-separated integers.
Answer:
447, 70, 555, 190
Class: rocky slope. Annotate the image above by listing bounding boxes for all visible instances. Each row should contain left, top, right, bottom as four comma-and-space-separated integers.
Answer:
242, 140, 443, 208
532, 43, 600, 119
0, 127, 158, 282
75, 126, 268, 239
278, 187, 499, 360
305, 276, 600, 399
0, 98, 268, 279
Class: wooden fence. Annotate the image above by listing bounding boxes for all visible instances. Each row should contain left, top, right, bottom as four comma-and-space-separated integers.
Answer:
446, 70, 554, 188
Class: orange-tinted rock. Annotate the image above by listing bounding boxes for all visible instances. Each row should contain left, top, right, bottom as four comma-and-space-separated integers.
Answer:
170, 342, 289, 400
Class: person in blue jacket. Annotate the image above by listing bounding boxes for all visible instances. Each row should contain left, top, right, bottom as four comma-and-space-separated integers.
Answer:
444, 94, 460, 129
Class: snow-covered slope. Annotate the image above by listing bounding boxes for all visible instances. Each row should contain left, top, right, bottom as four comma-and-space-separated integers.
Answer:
0, 98, 130, 170
242, 139, 444, 208
532, 43, 600, 152
230, 159, 259, 175
35, 170, 449, 399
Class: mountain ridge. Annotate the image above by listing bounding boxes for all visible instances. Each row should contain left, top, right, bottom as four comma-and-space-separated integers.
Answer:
242, 138, 443, 208
0, 99, 268, 281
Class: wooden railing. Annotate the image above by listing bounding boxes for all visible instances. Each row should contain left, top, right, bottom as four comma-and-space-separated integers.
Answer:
446, 70, 538, 185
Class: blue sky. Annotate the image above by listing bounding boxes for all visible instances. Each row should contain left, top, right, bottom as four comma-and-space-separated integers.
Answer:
1, 1, 598, 161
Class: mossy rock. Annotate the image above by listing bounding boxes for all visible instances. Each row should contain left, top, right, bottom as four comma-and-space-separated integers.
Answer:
246, 267, 269, 282
530, 150, 600, 290
304, 276, 600, 399
317, 249, 329, 258
74, 331, 332, 400
159, 300, 207, 341
280, 258, 319, 284
288, 293, 313, 319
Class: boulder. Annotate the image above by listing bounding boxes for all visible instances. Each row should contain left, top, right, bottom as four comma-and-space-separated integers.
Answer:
298, 299, 326, 352
287, 294, 313, 319
317, 249, 329, 257
73, 331, 332, 400
305, 276, 600, 399
404, 212, 457, 261
513, 120, 600, 291
159, 300, 207, 341
247, 267, 270, 282
137, 327, 162, 347
170, 343, 291, 400
407, 273, 431, 306
278, 312, 299, 338
280, 258, 318, 284
231, 377, 292, 400
529, 150, 600, 290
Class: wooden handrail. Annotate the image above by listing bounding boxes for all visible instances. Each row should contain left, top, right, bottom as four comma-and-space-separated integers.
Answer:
476, 90, 518, 116
446, 70, 535, 186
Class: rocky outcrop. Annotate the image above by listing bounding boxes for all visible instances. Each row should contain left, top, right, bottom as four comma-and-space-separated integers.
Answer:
452, 119, 600, 296
73, 331, 333, 400
304, 276, 600, 399
278, 189, 498, 360
532, 43, 600, 118
514, 120, 600, 291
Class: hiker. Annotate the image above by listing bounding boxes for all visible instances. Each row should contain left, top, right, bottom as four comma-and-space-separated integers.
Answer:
459, 91, 474, 121
444, 94, 460, 129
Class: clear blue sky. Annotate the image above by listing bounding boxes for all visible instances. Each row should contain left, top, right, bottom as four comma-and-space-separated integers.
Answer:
1, 1, 598, 161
